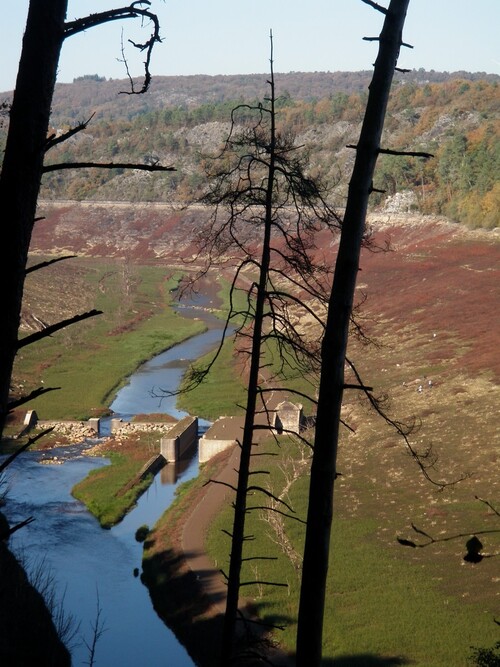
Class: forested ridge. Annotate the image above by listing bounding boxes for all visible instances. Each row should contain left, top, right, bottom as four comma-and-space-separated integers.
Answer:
2, 70, 499, 228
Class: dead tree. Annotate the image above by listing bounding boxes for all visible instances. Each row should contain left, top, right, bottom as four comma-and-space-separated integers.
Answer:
295, 1, 415, 664
186, 35, 340, 664
0, 1, 169, 437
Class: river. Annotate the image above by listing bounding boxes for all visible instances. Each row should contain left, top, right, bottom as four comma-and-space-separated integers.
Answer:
1, 295, 228, 666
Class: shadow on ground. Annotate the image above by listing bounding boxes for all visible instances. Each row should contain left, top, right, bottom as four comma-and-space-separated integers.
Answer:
142, 543, 413, 667
323, 656, 412, 666
142, 544, 295, 666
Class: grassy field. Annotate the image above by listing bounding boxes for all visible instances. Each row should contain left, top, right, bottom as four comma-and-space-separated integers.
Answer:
8, 257, 206, 525
205, 423, 499, 665
13, 258, 205, 420
199, 332, 500, 664
177, 338, 248, 420
177, 275, 318, 420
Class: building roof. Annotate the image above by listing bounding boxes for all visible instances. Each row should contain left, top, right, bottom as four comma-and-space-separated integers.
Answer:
203, 412, 275, 441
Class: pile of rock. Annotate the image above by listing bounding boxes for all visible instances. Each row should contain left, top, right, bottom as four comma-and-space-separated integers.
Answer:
110, 419, 175, 436
37, 420, 98, 441
381, 190, 418, 214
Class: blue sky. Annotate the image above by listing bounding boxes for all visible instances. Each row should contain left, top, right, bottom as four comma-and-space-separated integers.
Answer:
1, 0, 499, 92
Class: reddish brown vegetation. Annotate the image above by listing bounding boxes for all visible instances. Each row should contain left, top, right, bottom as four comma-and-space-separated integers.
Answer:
31, 204, 499, 384
107, 309, 153, 336
359, 219, 499, 380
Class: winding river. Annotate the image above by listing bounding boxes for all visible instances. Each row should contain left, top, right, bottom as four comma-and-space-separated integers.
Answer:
1, 296, 227, 666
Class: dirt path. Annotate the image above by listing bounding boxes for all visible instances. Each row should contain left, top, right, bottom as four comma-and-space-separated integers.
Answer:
180, 444, 240, 616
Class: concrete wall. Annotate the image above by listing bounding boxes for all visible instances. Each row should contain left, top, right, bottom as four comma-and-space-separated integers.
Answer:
198, 437, 237, 464
198, 402, 304, 463
117, 454, 166, 497
160, 416, 198, 462
23, 410, 38, 428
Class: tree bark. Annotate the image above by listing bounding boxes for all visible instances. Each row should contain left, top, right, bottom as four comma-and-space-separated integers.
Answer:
0, 0, 68, 433
295, 2, 411, 664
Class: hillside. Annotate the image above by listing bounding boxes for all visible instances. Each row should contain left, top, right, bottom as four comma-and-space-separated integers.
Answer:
28, 200, 500, 387
2, 69, 497, 124
1, 70, 499, 228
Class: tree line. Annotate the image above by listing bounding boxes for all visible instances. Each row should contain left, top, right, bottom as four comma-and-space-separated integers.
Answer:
2, 77, 496, 227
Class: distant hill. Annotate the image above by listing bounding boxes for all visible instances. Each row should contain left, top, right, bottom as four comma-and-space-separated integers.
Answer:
1, 69, 497, 124
1, 70, 498, 228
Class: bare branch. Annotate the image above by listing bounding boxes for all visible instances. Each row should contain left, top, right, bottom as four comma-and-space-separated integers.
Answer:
360, 0, 388, 14
7, 388, 60, 412
475, 496, 500, 518
0, 516, 35, 540
345, 357, 467, 489
26, 256, 77, 275
397, 522, 500, 553
64, 3, 161, 95
17, 310, 103, 350
343, 383, 374, 391
248, 505, 307, 524
42, 161, 175, 174
240, 579, 288, 588
247, 486, 296, 514
378, 147, 434, 158
82, 588, 107, 667
0, 428, 54, 473
363, 37, 413, 49
346, 144, 434, 159
44, 114, 95, 152
204, 479, 238, 493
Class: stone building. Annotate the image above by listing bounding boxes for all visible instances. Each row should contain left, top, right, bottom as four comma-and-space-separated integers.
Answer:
198, 401, 304, 463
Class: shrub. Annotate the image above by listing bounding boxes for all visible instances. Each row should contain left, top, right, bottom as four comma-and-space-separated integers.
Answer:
469, 641, 500, 667
135, 525, 150, 542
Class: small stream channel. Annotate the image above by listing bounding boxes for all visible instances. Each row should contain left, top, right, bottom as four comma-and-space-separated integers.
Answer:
1, 294, 228, 666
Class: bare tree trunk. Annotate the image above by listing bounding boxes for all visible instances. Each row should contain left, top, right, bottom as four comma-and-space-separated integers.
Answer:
221, 54, 277, 666
0, 0, 68, 433
296, 2, 411, 664
0, 2, 162, 436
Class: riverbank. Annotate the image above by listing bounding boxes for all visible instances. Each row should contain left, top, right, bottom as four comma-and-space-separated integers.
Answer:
142, 449, 230, 665
14, 261, 206, 421
2, 442, 196, 667
141, 218, 500, 664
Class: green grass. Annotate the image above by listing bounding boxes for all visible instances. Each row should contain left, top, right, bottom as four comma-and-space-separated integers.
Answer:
177, 277, 319, 420
17, 250, 499, 665
14, 261, 205, 419
204, 436, 499, 665
72, 449, 152, 528
177, 338, 248, 420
